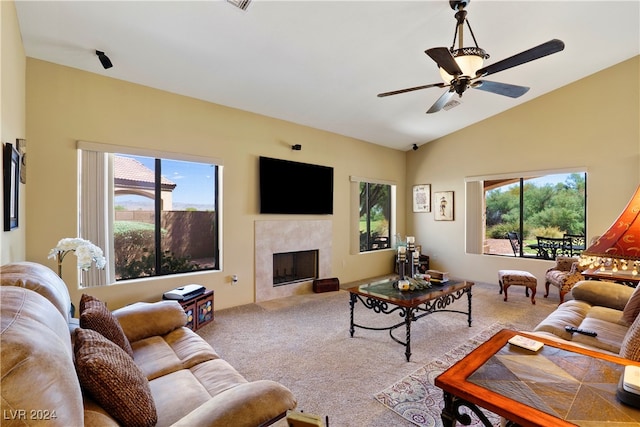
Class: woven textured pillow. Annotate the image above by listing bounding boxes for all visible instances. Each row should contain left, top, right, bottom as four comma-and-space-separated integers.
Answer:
80, 294, 134, 358
623, 285, 640, 325
74, 328, 157, 427
620, 313, 640, 361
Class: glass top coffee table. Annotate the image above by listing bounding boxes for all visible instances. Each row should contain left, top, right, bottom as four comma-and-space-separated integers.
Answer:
347, 277, 473, 361
435, 329, 640, 426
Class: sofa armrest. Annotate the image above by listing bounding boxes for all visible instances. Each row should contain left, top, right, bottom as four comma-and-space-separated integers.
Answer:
571, 280, 634, 311
171, 380, 296, 427
113, 300, 187, 343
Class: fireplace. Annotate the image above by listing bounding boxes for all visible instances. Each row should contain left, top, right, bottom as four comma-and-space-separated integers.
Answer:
273, 250, 318, 286
255, 220, 332, 302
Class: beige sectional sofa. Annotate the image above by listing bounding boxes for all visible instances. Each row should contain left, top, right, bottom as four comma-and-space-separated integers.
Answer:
531, 279, 640, 360
1, 262, 297, 426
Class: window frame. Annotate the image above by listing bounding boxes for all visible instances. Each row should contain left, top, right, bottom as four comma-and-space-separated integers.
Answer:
350, 176, 397, 254
78, 141, 223, 286
465, 167, 587, 258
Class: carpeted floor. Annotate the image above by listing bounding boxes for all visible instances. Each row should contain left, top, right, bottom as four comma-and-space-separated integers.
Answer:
196, 278, 560, 426
374, 322, 509, 427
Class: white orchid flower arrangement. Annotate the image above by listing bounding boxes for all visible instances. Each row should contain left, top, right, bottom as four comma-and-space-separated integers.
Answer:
48, 238, 107, 278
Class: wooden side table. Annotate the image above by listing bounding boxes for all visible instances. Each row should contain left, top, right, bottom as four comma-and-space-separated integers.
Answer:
582, 269, 640, 287
173, 289, 214, 331
435, 329, 640, 426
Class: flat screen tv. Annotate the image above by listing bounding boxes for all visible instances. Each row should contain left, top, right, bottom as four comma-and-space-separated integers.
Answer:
259, 156, 334, 215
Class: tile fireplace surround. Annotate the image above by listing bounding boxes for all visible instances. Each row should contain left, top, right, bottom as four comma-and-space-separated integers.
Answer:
255, 220, 332, 302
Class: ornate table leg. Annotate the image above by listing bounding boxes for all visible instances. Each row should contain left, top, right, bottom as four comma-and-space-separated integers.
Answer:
349, 293, 356, 337
441, 391, 457, 427
405, 307, 414, 362
441, 391, 495, 427
466, 287, 473, 327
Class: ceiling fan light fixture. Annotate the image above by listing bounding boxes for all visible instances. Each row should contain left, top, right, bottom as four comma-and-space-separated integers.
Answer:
439, 47, 487, 83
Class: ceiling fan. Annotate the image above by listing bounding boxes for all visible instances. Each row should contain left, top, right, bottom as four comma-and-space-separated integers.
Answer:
377, 0, 565, 113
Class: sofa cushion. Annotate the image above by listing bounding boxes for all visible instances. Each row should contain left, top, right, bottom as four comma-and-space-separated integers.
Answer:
74, 328, 157, 427
572, 280, 634, 311
620, 311, 640, 361
623, 285, 640, 325
149, 369, 211, 426
132, 327, 219, 380
1, 287, 84, 426
572, 317, 629, 354
149, 360, 296, 427
532, 300, 591, 340
0, 261, 72, 322
113, 300, 188, 343
80, 294, 134, 358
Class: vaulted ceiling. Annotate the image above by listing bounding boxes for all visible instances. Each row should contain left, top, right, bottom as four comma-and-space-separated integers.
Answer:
14, 1, 640, 151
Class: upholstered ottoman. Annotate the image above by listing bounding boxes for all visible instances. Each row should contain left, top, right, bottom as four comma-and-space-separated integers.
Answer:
498, 270, 537, 305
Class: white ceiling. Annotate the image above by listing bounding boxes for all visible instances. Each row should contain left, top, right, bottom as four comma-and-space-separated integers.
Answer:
14, 0, 640, 151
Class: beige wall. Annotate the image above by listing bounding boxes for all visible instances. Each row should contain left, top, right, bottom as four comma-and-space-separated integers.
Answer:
406, 56, 640, 286
0, 1, 26, 264
5, 0, 639, 311
24, 59, 406, 311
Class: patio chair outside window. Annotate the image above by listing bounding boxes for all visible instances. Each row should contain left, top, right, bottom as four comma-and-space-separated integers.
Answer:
563, 234, 586, 256
535, 236, 572, 260
506, 232, 522, 257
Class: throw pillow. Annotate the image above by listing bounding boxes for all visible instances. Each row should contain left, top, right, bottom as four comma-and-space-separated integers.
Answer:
622, 285, 640, 325
620, 313, 640, 361
80, 294, 134, 358
74, 328, 157, 427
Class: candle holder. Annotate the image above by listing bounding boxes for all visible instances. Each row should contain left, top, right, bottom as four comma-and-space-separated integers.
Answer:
406, 236, 415, 252
397, 256, 406, 280
412, 251, 420, 278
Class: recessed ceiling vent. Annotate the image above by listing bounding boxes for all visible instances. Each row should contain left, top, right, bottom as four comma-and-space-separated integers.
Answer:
227, 0, 251, 11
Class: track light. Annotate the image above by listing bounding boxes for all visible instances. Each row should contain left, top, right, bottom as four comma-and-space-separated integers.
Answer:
412, 144, 419, 151
292, 144, 302, 151
95, 50, 113, 69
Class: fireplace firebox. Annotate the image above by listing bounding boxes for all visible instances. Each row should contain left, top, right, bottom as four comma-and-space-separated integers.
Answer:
273, 250, 318, 286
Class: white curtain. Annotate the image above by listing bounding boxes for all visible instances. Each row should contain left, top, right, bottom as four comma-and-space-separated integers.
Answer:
78, 148, 114, 287
465, 180, 484, 255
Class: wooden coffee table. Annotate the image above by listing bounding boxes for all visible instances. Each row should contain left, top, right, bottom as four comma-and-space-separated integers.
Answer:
435, 329, 640, 426
347, 277, 473, 361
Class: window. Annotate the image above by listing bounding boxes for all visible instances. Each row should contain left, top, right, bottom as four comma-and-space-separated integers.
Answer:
78, 142, 222, 286
359, 181, 392, 252
466, 171, 586, 258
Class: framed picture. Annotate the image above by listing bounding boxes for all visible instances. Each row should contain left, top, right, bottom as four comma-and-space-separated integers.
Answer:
17, 138, 26, 184
413, 184, 431, 212
3, 143, 20, 231
434, 191, 454, 221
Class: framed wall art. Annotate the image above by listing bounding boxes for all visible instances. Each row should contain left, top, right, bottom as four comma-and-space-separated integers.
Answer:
17, 138, 26, 184
4, 142, 20, 231
412, 184, 431, 212
434, 191, 454, 221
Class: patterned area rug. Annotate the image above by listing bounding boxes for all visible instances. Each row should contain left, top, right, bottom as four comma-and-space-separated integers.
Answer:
374, 322, 512, 427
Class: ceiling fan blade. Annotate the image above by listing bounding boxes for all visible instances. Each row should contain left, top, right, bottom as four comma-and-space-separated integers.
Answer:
377, 82, 446, 98
472, 80, 530, 98
426, 47, 462, 77
426, 89, 455, 114
475, 39, 565, 78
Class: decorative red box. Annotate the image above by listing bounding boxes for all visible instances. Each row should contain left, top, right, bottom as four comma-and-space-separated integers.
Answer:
313, 277, 340, 293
